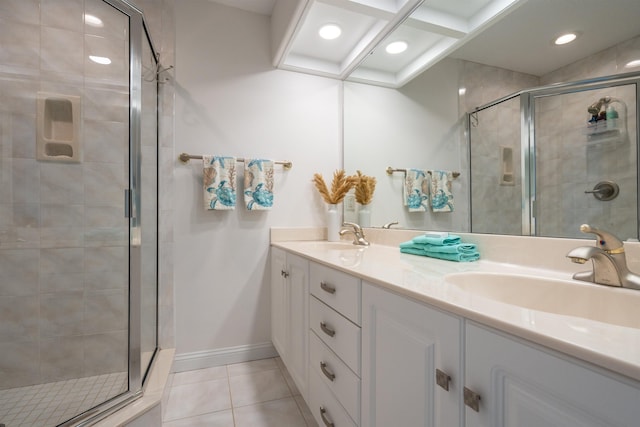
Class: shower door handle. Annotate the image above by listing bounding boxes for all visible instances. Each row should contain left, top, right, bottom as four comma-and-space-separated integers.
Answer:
124, 189, 132, 218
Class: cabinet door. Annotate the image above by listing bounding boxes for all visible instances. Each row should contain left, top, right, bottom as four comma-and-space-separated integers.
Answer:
362, 282, 462, 427
286, 253, 309, 399
465, 322, 640, 427
270, 247, 288, 360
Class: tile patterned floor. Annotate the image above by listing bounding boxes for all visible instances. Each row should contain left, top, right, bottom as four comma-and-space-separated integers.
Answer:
0, 372, 127, 427
163, 357, 318, 427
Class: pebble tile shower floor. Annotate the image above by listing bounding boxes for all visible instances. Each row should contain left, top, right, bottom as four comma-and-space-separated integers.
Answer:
0, 372, 127, 427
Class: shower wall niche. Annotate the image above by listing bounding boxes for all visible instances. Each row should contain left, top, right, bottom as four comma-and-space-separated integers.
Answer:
36, 93, 82, 162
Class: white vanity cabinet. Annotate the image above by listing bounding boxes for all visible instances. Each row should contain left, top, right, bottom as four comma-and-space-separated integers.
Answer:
361, 281, 463, 427
464, 322, 640, 427
308, 262, 362, 427
270, 247, 309, 399
272, 244, 640, 427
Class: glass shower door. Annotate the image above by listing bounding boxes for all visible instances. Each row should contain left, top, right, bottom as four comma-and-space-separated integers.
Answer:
534, 84, 638, 239
0, 0, 159, 425
140, 22, 159, 381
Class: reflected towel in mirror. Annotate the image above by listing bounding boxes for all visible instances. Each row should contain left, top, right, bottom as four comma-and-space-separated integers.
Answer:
430, 170, 454, 212
404, 168, 429, 212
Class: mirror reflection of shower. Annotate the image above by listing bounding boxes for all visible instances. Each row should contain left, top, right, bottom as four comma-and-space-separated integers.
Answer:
470, 73, 639, 240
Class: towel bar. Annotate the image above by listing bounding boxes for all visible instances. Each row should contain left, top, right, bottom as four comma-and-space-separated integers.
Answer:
386, 167, 460, 178
179, 153, 292, 170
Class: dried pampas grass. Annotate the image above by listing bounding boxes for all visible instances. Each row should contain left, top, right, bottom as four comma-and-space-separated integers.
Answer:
313, 170, 355, 205
353, 170, 376, 205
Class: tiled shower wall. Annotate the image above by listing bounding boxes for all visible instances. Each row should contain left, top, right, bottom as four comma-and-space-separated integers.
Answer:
460, 61, 538, 235
462, 34, 640, 237
0, 0, 176, 391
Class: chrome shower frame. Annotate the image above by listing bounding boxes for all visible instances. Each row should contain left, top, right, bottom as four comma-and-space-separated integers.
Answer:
468, 70, 640, 238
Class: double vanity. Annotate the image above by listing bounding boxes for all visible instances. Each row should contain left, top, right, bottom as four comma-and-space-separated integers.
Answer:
270, 228, 640, 427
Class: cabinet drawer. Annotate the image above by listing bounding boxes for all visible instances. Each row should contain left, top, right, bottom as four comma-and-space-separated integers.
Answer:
309, 368, 358, 427
310, 262, 361, 325
310, 331, 360, 424
310, 296, 361, 375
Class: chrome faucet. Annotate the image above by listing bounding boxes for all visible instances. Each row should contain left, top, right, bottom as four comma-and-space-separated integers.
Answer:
340, 222, 370, 246
382, 221, 399, 229
566, 224, 640, 290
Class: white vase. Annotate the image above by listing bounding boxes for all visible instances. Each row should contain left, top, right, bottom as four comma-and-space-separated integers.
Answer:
326, 204, 340, 242
358, 204, 371, 227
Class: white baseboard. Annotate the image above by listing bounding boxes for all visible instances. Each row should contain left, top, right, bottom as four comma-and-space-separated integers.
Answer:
172, 342, 278, 373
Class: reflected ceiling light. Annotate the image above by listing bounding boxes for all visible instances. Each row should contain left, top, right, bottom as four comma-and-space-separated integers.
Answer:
458, 87, 467, 96
385, 41, 408, 54
84, 14, 104, 27
554, 33, 578, 45
625, 59, 640, 68
89, 55, 111, 65
319, 24, 341, 40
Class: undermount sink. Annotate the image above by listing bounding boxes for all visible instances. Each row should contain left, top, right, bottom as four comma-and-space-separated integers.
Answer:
445, 272, 640, 329
296, 241, 366, 251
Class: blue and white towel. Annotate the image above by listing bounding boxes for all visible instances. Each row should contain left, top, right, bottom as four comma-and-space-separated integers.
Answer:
404, 168, 429, 212
429, 170, 454, 212
244, 159, 274, 210
203, 155, 237, 210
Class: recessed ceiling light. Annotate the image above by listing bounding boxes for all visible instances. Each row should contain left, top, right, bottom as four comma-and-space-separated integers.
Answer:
386, 41, 408, 54
458, 87, 467, 96
89, 55, 111, 65
554, 33, 578, 45
84, 14, 104, 28
625, 59, 640, 68
319, 24, 341, 40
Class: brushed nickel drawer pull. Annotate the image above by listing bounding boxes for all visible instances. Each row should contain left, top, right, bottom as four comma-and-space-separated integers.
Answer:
320, 406, 334, 427
320, 281, 336, 294
464, 387, 481, 412
320, 361, 336, 381
436, 369, 451, 391
320, 321, 335, 337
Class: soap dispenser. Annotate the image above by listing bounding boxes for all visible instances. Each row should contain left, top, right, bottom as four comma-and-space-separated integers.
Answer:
606, 104, 619, 130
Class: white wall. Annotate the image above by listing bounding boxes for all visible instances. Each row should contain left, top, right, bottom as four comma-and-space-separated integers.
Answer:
173, 0, 342, 363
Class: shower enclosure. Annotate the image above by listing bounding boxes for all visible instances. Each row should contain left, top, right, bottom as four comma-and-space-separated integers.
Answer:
0, 0, 159, 426
469, 72, 640, 240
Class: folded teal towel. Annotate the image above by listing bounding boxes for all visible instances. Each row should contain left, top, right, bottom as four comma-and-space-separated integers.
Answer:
400, 247, 480, 262
421, 243, 477, 254
399, 240, 475, 254
412, 234, 461, 246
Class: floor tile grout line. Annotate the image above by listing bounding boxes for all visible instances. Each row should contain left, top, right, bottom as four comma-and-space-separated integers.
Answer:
261, 358, 312, 426
231, 394, 298, 410
292, 396, 313, 427
226, 364, 237, 427
274, 357, 297, 397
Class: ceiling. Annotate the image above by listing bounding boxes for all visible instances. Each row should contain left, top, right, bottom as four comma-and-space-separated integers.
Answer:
208, 0, 640, 86
449, 0, 640, 77
207, 0, 277, 16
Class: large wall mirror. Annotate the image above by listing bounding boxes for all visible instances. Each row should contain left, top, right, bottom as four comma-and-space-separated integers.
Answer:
343, 0, 640, 240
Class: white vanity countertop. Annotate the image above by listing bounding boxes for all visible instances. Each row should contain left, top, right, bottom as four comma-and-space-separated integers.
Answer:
272, 237, 640, 383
